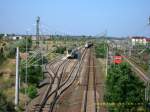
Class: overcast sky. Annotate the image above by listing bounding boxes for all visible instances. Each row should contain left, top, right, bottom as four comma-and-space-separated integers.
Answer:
0, 0, 150, 37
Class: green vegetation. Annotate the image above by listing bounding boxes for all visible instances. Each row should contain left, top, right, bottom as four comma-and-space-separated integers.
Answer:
0, 37, 32, 64
20, 52, 47, 100
145, 48, 150, 53
20, 85, 37, 99
104, 63, 145, 112
0, 51, 6, 64
15, 37, 32, 52
131, 46, 150, 72
95, 42, 107, 58
21, 65, 42, 86
0, 91, 15, 112
20, 53, 43, 86
0, 34, 4, 40
27, 85, 37, 99
54, 46, 66, 54
5, 44, 16, 58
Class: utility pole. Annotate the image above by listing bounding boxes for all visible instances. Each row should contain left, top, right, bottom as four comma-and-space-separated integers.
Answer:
129, 37, 132, 57
149, 16, 150, 75
15, 47, 19, 110
36, 16, 40, 46
145, 16, 150, 111
148, 16, 150, 97
105, 39, 108, 77
25, 35, 28, 111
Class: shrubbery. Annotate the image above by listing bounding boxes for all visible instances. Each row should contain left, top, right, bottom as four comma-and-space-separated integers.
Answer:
0, 91, 15, 112
55, 46, 66, 54
104, 63, 145, 111
95, 43, 107, 58
20, 52, 45, 86
27, 85, 37, 99
20, 53, 45, 100
0, 37, 32, 64
20, 65, 42, 86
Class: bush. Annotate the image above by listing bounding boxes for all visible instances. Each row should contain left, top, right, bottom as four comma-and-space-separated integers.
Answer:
27, 85, 37, 99
0, 52, 6, 64
95, 43, 107, 58
20, 65, 42, 86
55, 46, 66, 54
104, 63, 145, 111
16, 37, 32, 52
2, 43, 16, 58
0, 91, 15, 112
20, 84, 38, 99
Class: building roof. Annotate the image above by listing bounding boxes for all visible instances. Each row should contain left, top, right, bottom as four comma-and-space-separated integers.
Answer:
132, 36, 146, 39
146, 38, 150, 42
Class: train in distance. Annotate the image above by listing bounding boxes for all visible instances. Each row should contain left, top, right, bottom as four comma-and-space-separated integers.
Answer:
66, 48, 79, 59
85, 41, 93, 48
66, 42, 93, 58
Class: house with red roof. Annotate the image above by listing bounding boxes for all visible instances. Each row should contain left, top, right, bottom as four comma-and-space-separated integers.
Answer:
146, 38, 150, 46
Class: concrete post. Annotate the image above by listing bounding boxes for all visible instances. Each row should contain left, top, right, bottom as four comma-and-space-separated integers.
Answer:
15, 47, 19, 109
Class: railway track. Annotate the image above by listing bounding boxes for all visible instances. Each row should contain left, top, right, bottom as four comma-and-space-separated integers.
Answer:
33, 59, 70, 112
45, 56, 64, 78
27, 56, 66, 111
82, 48, 97, 112
29, 48, 87, 112
29, 57, 69, 111
122, 55, 150, 83
49, 48, 88, 112
42, 57, 68, 88
39, 56, 65, 87
128, 56, 148, 75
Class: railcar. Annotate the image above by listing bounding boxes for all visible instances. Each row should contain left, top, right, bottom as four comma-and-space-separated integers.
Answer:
66, 48, 78, 58
85, 41, 93, 48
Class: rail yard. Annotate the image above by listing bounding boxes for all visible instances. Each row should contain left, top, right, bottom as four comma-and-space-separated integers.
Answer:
24, 44, 106, 112
1, 1, 150, 112
0, 35, 150, 112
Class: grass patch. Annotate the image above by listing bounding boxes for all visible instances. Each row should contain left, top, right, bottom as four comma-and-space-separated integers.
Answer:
95, 43, 107, 58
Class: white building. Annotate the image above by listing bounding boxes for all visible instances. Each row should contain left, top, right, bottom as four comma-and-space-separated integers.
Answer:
12, 36, 23, 40
131, 36, 147, 46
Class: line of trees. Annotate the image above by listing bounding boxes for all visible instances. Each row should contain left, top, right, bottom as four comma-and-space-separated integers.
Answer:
20, 52, 48, 99
104, 63, 145, 111
0, 37, 32, 64
95, 42, 107, 58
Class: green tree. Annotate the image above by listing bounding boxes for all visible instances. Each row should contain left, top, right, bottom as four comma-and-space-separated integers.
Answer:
27, 85, 37, 99
104, 63, 145, 112
2, 37, 32, 59
21, 65, 42, 86
20, 52, 45, 86
5, 43, 16, 58
55, 46, 66, 54
16, 37, 32, 52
